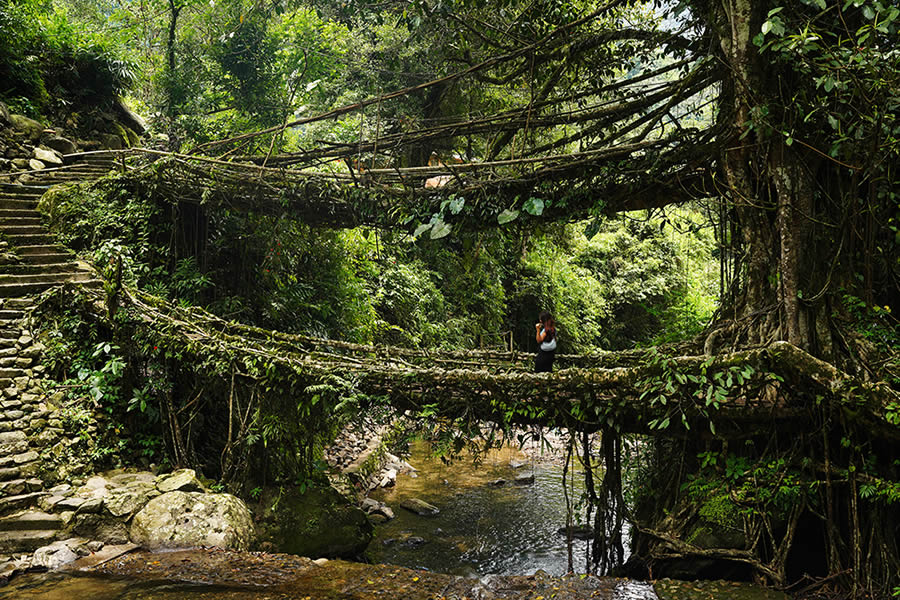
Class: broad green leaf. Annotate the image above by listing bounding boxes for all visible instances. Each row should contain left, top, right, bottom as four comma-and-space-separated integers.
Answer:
497, 209, 519, 224
414, 223, 432, 237
430, 220, 452, 239
448, 196, 465, 214
523, 196, 544, 216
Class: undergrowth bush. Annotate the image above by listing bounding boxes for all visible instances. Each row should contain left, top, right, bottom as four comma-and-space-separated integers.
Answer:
0, 0, 134, 116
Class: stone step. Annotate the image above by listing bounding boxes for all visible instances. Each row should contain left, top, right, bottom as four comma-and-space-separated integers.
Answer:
1, 263, 80, 275
0, 529, 59, 553
0, 199, 38, 210
0, 310, 23, 321
0, 189, 44, 198
14, 244, 69, 256
63, 151, 121, 162
0, 511, 62, 532
32, 169, 106, 177
0, 278, 97, 298
0, 216, 42, 226
0, 368, 26, 378
0, 466, 20, 481
28, 168, 108, 178
62, 163, 114, 170
0, 272, 93, 286
2, 298, 36, 310
0, 479, 29, 496
0, 195, 42, 204
0, 330, 24, 343
0, 492, 46, 516
1, 225, 45, 235
18, 253, 75, 265
0, 210, 41, 220
0, 183, 46, 193
5, 233, 56, 246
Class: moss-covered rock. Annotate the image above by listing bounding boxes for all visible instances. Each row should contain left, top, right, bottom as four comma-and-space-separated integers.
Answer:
257, 484, 373, 559
130, 490, 255, 550
9, 114, 44, 141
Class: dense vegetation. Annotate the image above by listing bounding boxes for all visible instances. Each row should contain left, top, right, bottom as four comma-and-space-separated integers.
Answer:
2, 0, 898, 595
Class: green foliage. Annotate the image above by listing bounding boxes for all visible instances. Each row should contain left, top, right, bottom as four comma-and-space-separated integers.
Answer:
842, 292, 899, 387
42, 180, 164, 286
517, 231, 608, 352
375, 258, 450, 346
637, 348, 761, 434
36, 298, 164, 466
0, 0, 134, 115
697, 490, 741, 530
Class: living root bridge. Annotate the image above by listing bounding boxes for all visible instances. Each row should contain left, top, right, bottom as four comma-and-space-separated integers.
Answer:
73, 146, 714, 232
47, 284, 900, 439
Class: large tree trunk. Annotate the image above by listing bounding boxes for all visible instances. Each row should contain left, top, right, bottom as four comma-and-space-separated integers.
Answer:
708, 0, 823, 356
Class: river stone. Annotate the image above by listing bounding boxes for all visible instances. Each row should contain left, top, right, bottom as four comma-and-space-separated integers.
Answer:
513, 474, 535, 485
33, 147, 63, 166
360, 498, 394, 520
32, 539, 82, 570
109, 472, 156, 486
379, 468, 397, 488
258, 485, 372, 559
129, 491, 254, 550
156, 468, 204, 493
399, 498, 440, 516
56, 496, 86, 511
99, 133, 123, 150
28, 158, 44, 171
76, 497, 105, 514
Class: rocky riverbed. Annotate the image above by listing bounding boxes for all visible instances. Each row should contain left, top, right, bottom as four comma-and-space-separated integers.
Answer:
0, 468, 254, 583
0, 546, 790, 600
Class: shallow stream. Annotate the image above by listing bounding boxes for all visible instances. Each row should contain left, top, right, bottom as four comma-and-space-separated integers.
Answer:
0, 440, 788, 599
368, 439, 596, 576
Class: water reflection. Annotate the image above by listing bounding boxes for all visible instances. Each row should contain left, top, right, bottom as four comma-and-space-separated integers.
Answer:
369, 440, 600, 576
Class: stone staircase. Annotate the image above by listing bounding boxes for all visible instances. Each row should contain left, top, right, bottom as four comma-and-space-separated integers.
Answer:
0, 153, 115, 563
0, 153, 114, 297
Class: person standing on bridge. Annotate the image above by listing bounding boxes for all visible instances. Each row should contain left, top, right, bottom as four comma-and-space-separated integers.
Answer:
534, 311, 557, 373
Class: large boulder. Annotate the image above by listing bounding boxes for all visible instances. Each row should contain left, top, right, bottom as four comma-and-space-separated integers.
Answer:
0, 101, 10, 125
98, 133, 123, 150
129, 491, 254, 550
257, 485, 373, 559
44, 136, 77, 156
114, 98, 148, 134
9, 114, 44, 141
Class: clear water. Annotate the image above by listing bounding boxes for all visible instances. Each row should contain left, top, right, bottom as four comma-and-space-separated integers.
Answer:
0, 441, 788, 600
368, 440, 603, 576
